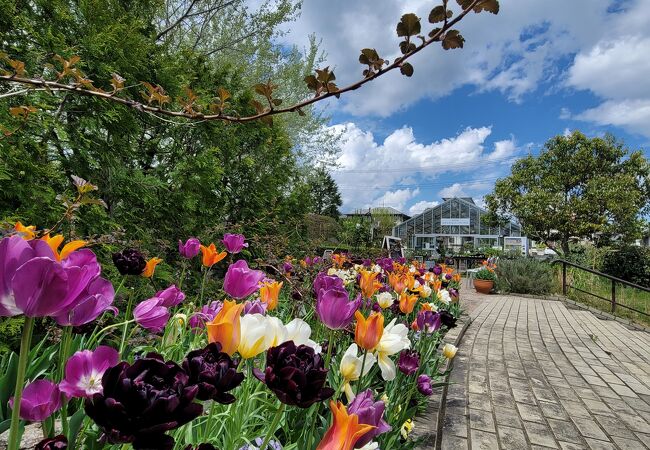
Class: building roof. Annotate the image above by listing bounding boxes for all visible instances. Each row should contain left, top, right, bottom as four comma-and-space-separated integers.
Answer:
345, 206, 411, 218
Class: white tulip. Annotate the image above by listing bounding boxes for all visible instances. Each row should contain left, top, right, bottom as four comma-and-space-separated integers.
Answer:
374, 319, 411, 381
285, 318, 321, 353
376, 292, 394, 309
339, 343, 377, 401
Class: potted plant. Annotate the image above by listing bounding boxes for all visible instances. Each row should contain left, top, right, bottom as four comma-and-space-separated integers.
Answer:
474, 265, 496, 294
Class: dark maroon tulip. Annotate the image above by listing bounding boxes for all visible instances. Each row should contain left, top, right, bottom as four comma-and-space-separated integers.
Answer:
256, 341, 334, 408
35, 435, 67, 450
398, 350, 420, 376
439, 310, 457, 329
182, 343, 245, 404
84, 353, 202, 449
112, 248, 146, 276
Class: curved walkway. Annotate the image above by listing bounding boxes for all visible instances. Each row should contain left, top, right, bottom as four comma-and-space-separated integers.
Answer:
441, 292, 650, 450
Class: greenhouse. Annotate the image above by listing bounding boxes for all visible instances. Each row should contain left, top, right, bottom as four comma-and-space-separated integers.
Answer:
392, 197, 528, 255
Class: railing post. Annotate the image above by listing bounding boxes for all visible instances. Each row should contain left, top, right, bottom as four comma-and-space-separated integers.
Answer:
562, 262, 567, 296
611, 280, 616, 313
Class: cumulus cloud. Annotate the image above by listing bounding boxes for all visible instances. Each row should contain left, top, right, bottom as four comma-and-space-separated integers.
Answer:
408, 200, 440, 216
330, 122, 519, 211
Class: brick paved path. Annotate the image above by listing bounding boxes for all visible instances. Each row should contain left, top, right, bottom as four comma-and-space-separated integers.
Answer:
441, 294, 650, 450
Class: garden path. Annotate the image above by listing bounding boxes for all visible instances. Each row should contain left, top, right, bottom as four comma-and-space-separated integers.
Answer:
439, 289, 650, 450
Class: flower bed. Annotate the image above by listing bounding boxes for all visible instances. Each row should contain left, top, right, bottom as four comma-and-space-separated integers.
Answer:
0, 225, 461, 450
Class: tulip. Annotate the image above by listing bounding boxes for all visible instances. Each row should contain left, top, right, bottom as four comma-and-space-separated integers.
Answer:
259, 280, 282, 310
437, 289, 451, 305
206, 300, 244, 355
84, 353, 203, 449
416, 310, 441, 334
397, 350, 420, 376
53, 277, 117, 326
35, 435, 67, 450
155, 284, 186, 307
182, 342, 244, 404
388, 272, 406, 293
442, 343, 458, 359
223, 260, 265, 299
375, 292, 393, 309
40, 234, 86, 261
339, 343, 376, 401
189, 301, 222, 330
285, 318, 320, 352
200, 243, 228, 267
398, 292, 418, 314
374, 318, 411, 381
313, 272, 345, 295
419, 284, 432, 298
347, 389, 391, 448
112, 248, 146, 276
133, 298, 170, 333
354, 311, 384, 352
316, 288, 361, 330
400, 419, 414, 439
238, 314, 281, 359
222, 233, 248, 254
439, 310, 457, 329
282, 261, 293, 274
9, 379, 61, 422
359, 271, 381, 299
256, 341, 334, 408
243, 299, 268, 315
141, 257, 162, 278
14, 221, 35, 240
432, 265, 442, 275
59, 346, 119, 398
417, 374, 433, 395
316, 401, 374, 450
178, 238, 201, 259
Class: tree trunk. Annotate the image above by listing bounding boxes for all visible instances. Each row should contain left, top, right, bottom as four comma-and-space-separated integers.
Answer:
561, 237, 570, 257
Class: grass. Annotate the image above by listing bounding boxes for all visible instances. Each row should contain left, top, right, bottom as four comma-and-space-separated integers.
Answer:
556, 266, 650, 327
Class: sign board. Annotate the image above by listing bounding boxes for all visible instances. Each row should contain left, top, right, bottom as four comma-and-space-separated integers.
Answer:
441, 218, 470, 226
383, 236, 404, 258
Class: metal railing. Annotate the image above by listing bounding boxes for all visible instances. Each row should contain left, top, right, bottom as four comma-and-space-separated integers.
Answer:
552, 259, 650, 317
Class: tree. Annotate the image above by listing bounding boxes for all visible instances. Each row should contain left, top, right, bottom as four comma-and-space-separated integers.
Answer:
484, 131, 650, 256
307, 168, 342, 218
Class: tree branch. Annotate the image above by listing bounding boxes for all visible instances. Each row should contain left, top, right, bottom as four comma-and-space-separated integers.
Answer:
156, 0, 201, 41
1, 0, 486, 125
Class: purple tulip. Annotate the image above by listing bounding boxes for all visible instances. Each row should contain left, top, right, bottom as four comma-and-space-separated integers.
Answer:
221, 233, 248, 254
243, 300, 267, 315
59, 346, 119, 398
347, 389, 391, 447
449, 288, 459, 298
9, 379, 61, 422
282, 261, 293, 273
189, 301, 222, 330
312, 272, 344, 295
398, 350, 420, 376
417, 374, 434, 396
417, 310, 442, 334
223, 260, 265, 299
432, 265, 442, 275
315, 288, 361, 330
53, 277, 117, 326
134, 298, 170, 333
155, 284, 186, 307
178, 238, 201, 259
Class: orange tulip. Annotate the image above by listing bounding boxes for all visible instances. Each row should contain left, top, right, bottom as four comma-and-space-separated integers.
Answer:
200, 243, 228, 267
388, 272, 406, 293
359, 270, 381, 299
453, 273, 461, 283
14, 222, 36, 240
332, 253, 346, 268
41, 234, 86, 261
432, 279, 442, 292
206, 300, 244, 355
142, 257, 162, 278
399, 292, 418, 314
316, 401, 375, 450
354, 311, 384, 351
259, 280, 283, 310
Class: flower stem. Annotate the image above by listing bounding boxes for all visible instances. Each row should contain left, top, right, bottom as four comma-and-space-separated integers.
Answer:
119, 292, 135, 356
178, 261, 187, 291
260, 402, 285, 450
58, 326, 73, 438
199, 266, 211, 304
8, 316, 35, 450
113, 275, 127, 298
325, 329, 335, 369
357, 349, 368, 394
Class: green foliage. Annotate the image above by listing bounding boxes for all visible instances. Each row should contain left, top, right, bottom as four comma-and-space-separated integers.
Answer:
475, 266, 496, 281
495, 258, 554, 295
602, 246, 650, 287
0, 317, 23, 354
485, 131, 650, 255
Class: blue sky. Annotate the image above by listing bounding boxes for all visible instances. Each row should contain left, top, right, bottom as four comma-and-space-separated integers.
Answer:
282, 0, 650, 215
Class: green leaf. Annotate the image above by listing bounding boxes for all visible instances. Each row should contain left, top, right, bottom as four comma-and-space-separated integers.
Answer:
400, 62, 414, 77
396, 13, 421, 37
0, 352, 17, 420
68, 408, 86, 448
442, 30, 465, 49
429, 5, 452, 23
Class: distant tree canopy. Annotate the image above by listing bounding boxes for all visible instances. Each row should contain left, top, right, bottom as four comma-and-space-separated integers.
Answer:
306, 168, 342, 219
485, 131, 650, 256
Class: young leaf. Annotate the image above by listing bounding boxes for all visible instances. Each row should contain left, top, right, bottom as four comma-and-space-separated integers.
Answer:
442, 30, 465, 49
473, 0, 499, 13
399, 41, 417, 55
400, 62, 414, 77
110, 73, 125, 92
396, 13, 421, 37
429, 5, 453, 23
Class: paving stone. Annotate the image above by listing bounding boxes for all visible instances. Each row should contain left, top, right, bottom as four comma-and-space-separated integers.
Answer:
468, 393, 492, 412
443, 414, 468, 438
560, 400, 591, 418
517, 403, 545, 423
494, 407, 522, 428
548, 418, 583, 444
610, 435, 646, 450
469, 408, 496, 433
610, 384, 639, 398
498, 425, 528, 448
538, 401, 569, 420
584, 438, 616, 450
441, 434, 469, 450
559, 442, 588, 450
513, 388, 538, 405
616, 412, 650, 434
593, 415, 630, 438
581, 399, 614, 416
572, 418, 609, 441
523, 421, 558, 448
469, 429, 499, 450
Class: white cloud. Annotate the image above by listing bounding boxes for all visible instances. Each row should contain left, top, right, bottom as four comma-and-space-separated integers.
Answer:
408, 200, 439, 216
330, 123, 518, 211
439, 183, 468, 198
574, 99, 650, 136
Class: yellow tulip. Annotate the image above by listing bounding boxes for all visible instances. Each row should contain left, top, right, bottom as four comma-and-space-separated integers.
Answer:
206, 300, 244, 355
259, 280, 283, 310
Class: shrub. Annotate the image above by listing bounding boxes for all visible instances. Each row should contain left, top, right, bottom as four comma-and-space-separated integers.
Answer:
496, 258, 555, 295
601, 246, 650, 287
475, 266, 496, 282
